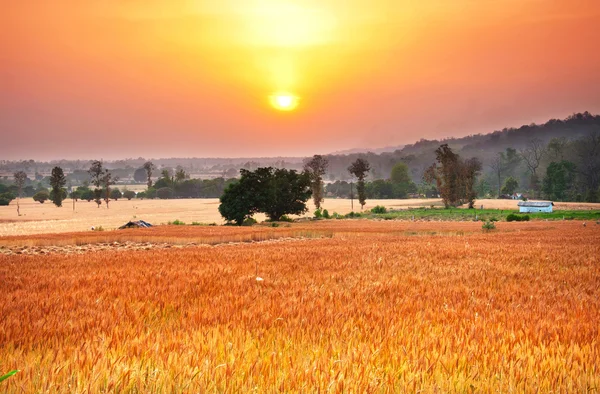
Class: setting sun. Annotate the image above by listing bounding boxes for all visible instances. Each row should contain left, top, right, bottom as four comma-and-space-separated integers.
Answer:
270, 93, 299, 111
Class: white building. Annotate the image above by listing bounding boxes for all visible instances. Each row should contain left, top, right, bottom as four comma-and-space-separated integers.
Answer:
518, 201, 554, 213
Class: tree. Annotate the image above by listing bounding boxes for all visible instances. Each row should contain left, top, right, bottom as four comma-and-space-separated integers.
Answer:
547, 137, 567, 162
33, 190, 49, 204
110, 188, 122, 200
520, 139, 546, 197
143, 161, 155, 188
425, 144, 480, 208
389, 162, 415, 198
133, 167, 147, 183
543, 161, 576, 201
123, 190, 136, 200
69, 190, 81, 201
219, 167, 312, 225
156, 187, 174, 199
489, 155, 503, 198
424, 145, 461, 208
501, 177, 519, 196
303, 155, 328, 209
461, 157, 482, 208
102, 171, 117, 208
49, 166, 67, 207
13, 171, 27, 216
348, 158, 371, 210
572, 132, 600, 202
88, 160, 105, 208
0, 192, 15, 206
175, 166, 188, 184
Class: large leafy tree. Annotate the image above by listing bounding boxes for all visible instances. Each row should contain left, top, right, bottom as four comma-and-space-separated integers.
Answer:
348, 158, 371, 210
49, 166, 67, 207
219, 167, 311, 225
303, 155, 328, 209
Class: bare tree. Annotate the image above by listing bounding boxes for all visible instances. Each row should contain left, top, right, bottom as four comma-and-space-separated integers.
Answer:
520, 138, 546, 176
303, 155, 328, 210
489, 155, 503, 198
13, 171, 27, 216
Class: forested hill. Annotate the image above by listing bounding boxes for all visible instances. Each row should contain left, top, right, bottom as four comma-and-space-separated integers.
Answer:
323, 112, 600, 181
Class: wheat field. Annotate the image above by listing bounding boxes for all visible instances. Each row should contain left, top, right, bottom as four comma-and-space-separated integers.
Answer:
1, 221, 599, 392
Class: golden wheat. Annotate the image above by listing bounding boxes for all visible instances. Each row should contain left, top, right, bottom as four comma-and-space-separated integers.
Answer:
0, 221, 599, 392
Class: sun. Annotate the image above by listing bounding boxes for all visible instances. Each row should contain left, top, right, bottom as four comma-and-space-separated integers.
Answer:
270, 93, 299, 111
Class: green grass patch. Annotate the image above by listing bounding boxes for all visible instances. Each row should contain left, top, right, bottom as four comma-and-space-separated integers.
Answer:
363, 208, 600, 222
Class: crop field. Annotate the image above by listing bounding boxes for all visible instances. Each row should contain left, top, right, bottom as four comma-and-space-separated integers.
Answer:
2, 197, 600, 237
1, 221, 599, 392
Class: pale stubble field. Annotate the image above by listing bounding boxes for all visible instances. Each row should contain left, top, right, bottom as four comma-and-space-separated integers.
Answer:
2, 197, 600, 236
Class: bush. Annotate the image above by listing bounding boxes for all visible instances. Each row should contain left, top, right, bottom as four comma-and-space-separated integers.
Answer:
110, 189, 122, 200
279, 215, 294, 222
123, 190, 136, 200
482, 221, 496, 231
0, 192, 15, 206
507, 213, 530, 222
322, 209, 330, 219
33, 190, 50, 204
136, 191, 147, 199
314, 208, 323, 219
169, 219, 185, 225
371, 205, 387, 214
242, 217, 257, 226
156, 187, 174, 199
345, 212, 362, 218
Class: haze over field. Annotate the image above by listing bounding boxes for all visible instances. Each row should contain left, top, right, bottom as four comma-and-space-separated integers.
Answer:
2, 0, 600, 160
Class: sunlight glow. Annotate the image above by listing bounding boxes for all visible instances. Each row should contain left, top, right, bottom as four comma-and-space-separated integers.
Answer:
270, 93, 299, 111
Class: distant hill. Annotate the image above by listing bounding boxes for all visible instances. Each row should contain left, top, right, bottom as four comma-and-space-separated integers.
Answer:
329, 145, 404, 155
322, 112, 600, 181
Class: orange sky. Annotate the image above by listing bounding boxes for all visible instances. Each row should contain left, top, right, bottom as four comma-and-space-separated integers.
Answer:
2, 0, 600, 160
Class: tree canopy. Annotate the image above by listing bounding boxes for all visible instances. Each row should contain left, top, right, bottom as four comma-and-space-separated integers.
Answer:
219, 167, 311, 225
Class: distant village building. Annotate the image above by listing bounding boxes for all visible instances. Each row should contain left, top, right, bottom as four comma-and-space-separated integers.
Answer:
518, 201, 554, 213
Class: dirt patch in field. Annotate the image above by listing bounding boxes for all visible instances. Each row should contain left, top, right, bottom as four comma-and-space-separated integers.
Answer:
0, 236, 315, 256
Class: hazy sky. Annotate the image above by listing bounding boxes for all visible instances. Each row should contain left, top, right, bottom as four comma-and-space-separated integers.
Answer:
2, 0, 600, 160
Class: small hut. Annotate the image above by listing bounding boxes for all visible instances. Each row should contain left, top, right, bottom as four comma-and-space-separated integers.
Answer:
118, 220, 153, 229
517, 201, 554, 213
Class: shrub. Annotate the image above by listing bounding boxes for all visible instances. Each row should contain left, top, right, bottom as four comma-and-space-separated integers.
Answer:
279, 215, 294, 222
345, 212, 362, 218
371, 205, 387, 214
156, 187, 174, 199
482, 221, 496, 231
507, 213, 530, 222
123, 190, 136, 200
110, 189, 122, 200
322, 209, 330, 219
169, 219, 185, 225
314, 208, 323, 219
33, 190, 50, 204
136, 191, 147, 199
242, 217, 257, 226
0, 192, 16, 206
